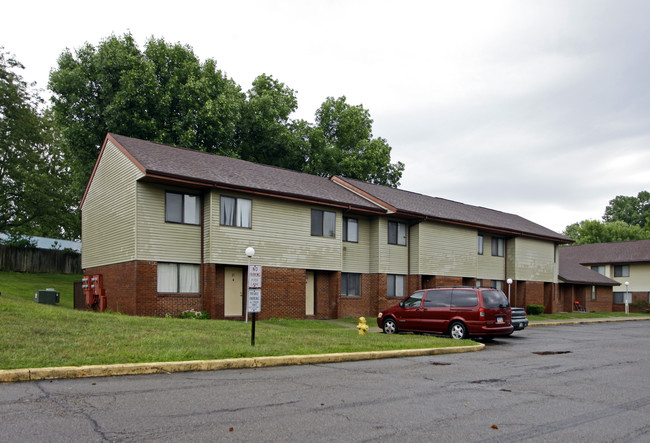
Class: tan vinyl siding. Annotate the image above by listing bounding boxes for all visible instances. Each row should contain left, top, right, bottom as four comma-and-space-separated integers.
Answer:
135, 183, 202, 263
385, 242, 408, 274
81, 141, 143, 268
368, 218, 383, 273
342, 217, 370, 273
416, 222, 477, 276
510, 237, 557, 282
477, 235, 506, 280
409, 224, 421, 273
612, 263, 650, 292
207, 191, 342, 270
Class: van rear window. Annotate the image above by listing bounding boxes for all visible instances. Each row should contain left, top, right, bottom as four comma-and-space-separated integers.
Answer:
482, 290, 509, 308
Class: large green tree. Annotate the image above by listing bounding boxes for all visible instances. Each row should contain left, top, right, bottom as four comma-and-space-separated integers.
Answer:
310, 96, 404, 187
49, 34, 245, 200
49, 34, 405, 200
0, 50, 78, 239
564, 220, 650, 245
603, 191, 650, 228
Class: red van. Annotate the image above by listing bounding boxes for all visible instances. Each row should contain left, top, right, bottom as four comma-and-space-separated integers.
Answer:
377, 287, 513, 339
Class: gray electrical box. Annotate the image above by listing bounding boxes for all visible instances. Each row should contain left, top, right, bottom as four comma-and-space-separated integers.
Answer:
34, 288, 60, 305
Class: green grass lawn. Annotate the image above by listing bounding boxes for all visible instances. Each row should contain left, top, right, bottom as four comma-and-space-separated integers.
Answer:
0, 271, 473, 370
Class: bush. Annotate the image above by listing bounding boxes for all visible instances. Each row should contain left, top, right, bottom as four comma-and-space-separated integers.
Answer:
177, 309, 211, 320
630, 300, 650, 313
526, 305, 545, 315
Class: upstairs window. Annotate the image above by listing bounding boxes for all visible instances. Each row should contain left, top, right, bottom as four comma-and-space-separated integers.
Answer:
388, 221, 407, 246
165, 192, 200, 225
343, 217, 358, 242
478, 235, 484, 255
220, 196, 252, 228
591, 265, 606, 276
491, 237, 504, 257
614, 265, 630, 277
311, 209, 336, 238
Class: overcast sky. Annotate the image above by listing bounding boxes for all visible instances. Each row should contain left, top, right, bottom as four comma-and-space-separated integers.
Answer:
3, 0, 649, 233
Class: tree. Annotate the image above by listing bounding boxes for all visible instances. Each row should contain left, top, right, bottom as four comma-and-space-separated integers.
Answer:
563, 220, 650, 245
49, 34, 406, 198
311, 96, 404, 187
49, 33, 245, 200
603, 191, 650, 228
0, 50, 78, 239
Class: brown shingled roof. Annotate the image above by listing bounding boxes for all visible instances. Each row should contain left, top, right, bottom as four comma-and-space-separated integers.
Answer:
559, 240, 650, 265
108, 133, 383, 212
558, 255, 620, 286
334, 177, 570, 242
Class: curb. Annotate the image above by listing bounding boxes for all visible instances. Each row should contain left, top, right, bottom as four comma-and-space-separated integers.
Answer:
0, 343, 484, 384
528, 317, 650, 327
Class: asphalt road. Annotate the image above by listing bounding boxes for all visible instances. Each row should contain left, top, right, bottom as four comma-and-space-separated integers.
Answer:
1, 321, 649, 442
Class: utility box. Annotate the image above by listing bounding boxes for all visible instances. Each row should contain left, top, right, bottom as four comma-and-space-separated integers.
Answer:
34, 288, 60, 305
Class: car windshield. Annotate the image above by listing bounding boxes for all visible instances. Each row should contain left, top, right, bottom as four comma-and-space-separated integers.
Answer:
482, 290, 509, 308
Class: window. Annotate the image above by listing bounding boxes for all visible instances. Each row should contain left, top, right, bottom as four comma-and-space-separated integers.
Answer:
478, 235, 484, 255
614, 265, 630, 277
388, 221, 407, 246
387, 274, 405, 298
343, 217, 358, 242
341, 273, 361, 297
157, 263, 199, 293
423, 289, 452, 307
220, 196, 252, 228
591, 286, 596, 300
491, 280, 503, 291
491, 237, 504, 257
165, 192, 200, 225
451, 289, 478, 307
403, 291, 424, 307
311, 209, 336, 237
614, 292, 626, 304
591, 265, 606, 276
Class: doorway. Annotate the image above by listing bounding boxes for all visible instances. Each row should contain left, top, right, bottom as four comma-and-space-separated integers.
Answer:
306, 271, 315, 316
224, 267, 243, 316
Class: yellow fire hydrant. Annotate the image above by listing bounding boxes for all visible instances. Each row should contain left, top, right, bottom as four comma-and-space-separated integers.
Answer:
356, 317, 369, 335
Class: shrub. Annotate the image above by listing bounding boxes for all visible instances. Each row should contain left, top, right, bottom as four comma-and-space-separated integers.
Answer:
630, 300, 650, 313
526, 304, 545, 315
177, 309, 211, 320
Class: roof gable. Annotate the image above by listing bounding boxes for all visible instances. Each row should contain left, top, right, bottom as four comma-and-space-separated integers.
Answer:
559, 240, 650, 265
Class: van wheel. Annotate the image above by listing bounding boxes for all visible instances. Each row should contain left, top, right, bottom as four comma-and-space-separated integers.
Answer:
383, 318, 398, 334
449, 321, 467, 339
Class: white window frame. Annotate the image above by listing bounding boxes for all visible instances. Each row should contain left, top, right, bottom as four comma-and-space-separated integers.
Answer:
478, 235, 484, 255
343, 217, 358, 243
614, 264, 630, 278
311, 209, 336, 238
491, 237, 504, 257
341, 273, 361, 297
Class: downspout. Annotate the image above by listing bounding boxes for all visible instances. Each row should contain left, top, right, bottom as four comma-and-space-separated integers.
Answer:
200, 191, 205, 311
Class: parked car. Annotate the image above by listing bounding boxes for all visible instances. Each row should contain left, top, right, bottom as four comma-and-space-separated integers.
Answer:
377, 287, 513, 339
510, 307, 529, 331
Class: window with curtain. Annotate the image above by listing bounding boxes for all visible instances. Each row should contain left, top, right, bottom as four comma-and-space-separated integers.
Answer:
165, 192, 200, 225
343, 217, 358, 242
478, 235, 484, 255
388, 221, 407, 246
491, 237, 504, 257
220, 196, 252, 228
341, 273, 361, 296
614, 265, 630, 277
157, 263, 199, 293
387, 274, 405, 298
311, 209, 336, 237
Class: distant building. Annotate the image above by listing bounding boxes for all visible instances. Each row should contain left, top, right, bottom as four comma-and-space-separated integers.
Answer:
0, 233, 81, 253
560, 240, 650, 312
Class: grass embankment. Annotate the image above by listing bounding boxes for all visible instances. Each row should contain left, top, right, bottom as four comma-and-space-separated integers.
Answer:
0, 271, 471, 370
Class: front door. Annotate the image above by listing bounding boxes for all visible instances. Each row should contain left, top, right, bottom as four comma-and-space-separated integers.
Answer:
306, 271, 315, 316
224, 267, 243, 316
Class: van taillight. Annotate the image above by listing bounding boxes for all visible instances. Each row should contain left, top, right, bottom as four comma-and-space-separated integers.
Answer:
479, 308, 485, 318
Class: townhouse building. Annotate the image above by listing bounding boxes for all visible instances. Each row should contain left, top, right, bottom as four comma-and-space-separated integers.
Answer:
81, 134, 572, 319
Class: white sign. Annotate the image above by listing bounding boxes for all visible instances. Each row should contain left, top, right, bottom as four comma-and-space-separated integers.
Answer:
248, 288, 262, 313
248, 265, 262, 288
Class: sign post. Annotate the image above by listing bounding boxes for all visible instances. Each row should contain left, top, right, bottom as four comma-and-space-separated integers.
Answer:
247, 264, 262, 346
